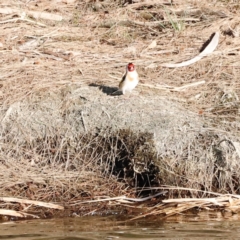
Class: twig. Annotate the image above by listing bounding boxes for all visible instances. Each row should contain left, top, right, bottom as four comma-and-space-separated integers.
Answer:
0, 7, 62, 21
132, 18, 200, 27
102, 107, 111, 119
139, 80, 205, 92
98, 19, 200, 28
78, 68, 84, 75
127, 0, 174, 9
0, 209, 39, 218
70, 191, 167, 205
41, 49, 71, 61
162, 196, 231, 204
170, 81, 206, 91
0, 17, 46, 27
81, 111, 87, 132
148, 186, 240, 198
0, 197, 64, 210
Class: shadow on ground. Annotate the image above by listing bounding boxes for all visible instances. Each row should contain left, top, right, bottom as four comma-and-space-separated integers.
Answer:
89, 83, 121, 96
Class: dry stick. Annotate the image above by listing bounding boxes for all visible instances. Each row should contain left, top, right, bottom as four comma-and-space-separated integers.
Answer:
41, 49, 71, 61
33, 50, 63, 61
102, 107, 111, 119
0, 15, 46, 27
149, 186, 240, 199
70, 191, 167, 205
0, 7, 62, 21
132, 18, 200, 27
127, 0, 174, 9
78, 68, 84, 75
0, 209, 39, 218
171, 81, 206, 91
109, 75, 205, 92
0, 197, 64, 210
162, 196, 231, 205
27, 10, 62, 21
81, 111, 87, 132
22, 28, 60, 49
139, 81, 205, 92
99, 19, 200, 28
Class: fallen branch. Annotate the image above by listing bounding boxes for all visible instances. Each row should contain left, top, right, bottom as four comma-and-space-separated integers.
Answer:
0, 209, 39, 218
162, 196, 231, 205
0, 197, 64, 210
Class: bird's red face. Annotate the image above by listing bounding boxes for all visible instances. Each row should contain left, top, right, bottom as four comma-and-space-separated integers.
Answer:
127, 63, 135, 72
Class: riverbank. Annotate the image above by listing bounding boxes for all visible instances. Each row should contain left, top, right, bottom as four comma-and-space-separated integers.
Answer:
0, 0, 240, 220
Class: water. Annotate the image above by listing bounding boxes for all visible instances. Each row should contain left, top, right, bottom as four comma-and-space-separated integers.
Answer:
1, 215, 240, 240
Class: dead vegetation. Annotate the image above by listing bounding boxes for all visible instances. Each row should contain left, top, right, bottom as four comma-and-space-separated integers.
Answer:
0, 0, 240, 220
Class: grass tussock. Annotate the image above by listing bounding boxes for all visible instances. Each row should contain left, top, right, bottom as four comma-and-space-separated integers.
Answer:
0, 0, 240, 220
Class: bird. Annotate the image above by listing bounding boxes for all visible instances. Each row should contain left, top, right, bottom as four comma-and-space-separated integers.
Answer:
119, 63, 139, 95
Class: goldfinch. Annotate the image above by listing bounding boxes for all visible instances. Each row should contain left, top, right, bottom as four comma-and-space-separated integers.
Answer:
119, 63, 139, 95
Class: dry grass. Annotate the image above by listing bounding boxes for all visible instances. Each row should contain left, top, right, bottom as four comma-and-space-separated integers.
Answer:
0, 0, 240, 219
